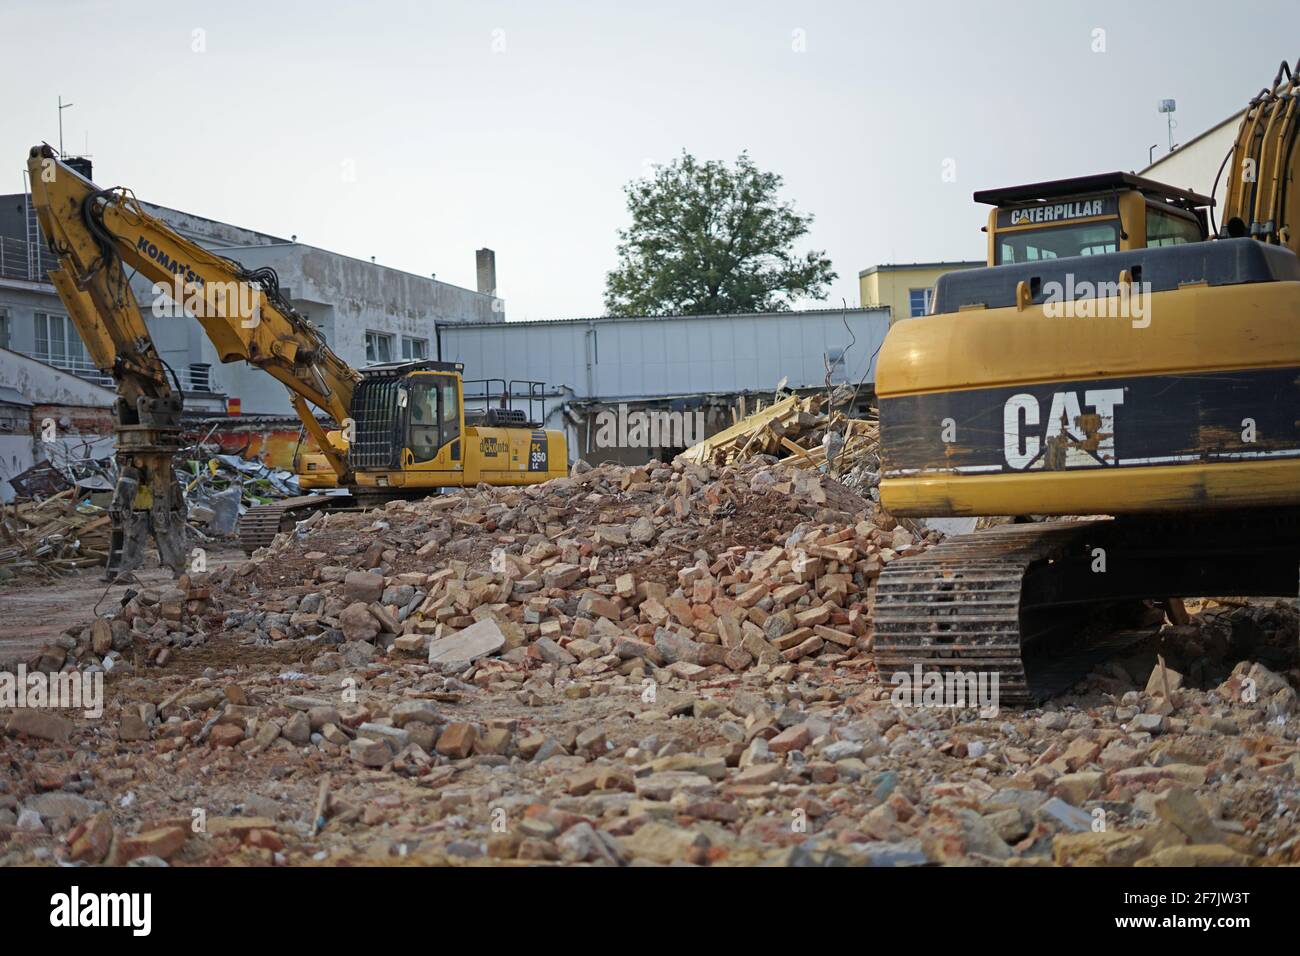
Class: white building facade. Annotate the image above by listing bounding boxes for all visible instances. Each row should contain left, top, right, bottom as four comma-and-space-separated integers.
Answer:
0, 180, 502, 417
1142, 111, 1244, 223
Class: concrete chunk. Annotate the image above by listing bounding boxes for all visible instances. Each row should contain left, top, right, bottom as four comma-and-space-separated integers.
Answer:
428, 617, 506, 666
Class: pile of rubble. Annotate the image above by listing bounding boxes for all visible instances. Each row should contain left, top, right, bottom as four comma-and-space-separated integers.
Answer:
22, 576, 221, 676
0, 491, 111, 581
2, 457, 1299, 868
0, 446, 299, 580
681, 391, 881, 497
217, 456, 924, 677
682, 393, 828, 464
183, 453, 301, 540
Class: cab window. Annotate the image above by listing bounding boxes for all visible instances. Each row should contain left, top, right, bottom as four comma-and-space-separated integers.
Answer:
408, 375, 460, 463
438, 376, 459, 443
1146, 206, 1202, 247
997, 221, 1120, 264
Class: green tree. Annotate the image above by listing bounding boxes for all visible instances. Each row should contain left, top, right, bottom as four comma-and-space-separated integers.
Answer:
604, 151, 836, 316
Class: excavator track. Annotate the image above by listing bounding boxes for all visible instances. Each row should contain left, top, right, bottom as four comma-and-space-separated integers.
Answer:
874, 512, 1300, 706
238, 495, 350, 554
874, 521, 1141, 706
238, 489, 433, 553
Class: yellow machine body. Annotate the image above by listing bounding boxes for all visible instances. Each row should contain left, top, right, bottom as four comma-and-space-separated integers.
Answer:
877, 168, 1300, 519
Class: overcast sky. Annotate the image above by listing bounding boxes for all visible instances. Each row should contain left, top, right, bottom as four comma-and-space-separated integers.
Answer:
4, 0, 1296, 319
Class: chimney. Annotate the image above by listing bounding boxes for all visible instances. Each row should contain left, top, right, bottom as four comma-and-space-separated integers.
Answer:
475, 248, 496, 296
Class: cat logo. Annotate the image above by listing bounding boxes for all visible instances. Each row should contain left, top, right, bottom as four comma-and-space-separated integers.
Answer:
479, 436, 502, 457
1003, 388, 1124, 470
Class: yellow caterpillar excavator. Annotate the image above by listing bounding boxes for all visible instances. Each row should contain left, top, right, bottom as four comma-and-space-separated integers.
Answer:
874, 59, 1300, 703
26, 145, 568, 573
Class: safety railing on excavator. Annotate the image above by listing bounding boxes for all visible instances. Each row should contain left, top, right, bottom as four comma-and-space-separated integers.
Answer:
462, 379, 550, 429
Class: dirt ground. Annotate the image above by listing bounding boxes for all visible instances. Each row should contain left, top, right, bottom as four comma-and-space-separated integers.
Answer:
0, 547, 246, 667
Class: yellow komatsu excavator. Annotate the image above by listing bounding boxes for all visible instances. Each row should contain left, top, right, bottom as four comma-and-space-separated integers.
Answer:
873, 59, 1300, 703
26, 145, 568, 572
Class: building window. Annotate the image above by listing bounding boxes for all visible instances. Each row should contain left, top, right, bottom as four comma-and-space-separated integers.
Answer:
401, 336, 429, 361
188, 363, 212, 392
35, 312, 52, 361
35, 312, 93, 372
0, 308, 9, 350
365, 331, 394, 365
908, 288, 934, 317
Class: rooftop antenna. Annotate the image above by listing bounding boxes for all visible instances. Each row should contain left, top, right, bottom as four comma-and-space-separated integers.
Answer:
1158, 99, 1177, 152
58, 96, 74, 154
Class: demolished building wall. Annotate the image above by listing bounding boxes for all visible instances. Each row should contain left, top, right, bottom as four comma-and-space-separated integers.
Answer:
0, 347, 115, 502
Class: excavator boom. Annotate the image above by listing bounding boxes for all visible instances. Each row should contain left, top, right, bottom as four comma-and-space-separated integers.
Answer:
27, 145, 360, 574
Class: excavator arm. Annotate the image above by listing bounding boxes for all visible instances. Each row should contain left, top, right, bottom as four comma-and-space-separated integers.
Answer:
27, 144, 361, 575
1221, 57, 1300, 253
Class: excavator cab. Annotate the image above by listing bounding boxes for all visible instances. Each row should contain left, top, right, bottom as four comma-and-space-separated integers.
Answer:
343, 361, 565, 494
977, 172, 1211, 266
347, 360, 465, 478
247, 361, 566, 548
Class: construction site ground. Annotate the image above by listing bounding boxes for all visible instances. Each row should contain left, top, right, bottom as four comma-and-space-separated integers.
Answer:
0, 547, 247, 669
1, 461, 1298, 868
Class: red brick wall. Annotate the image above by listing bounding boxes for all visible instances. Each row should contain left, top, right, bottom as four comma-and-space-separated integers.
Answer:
29, 404, 116, 436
